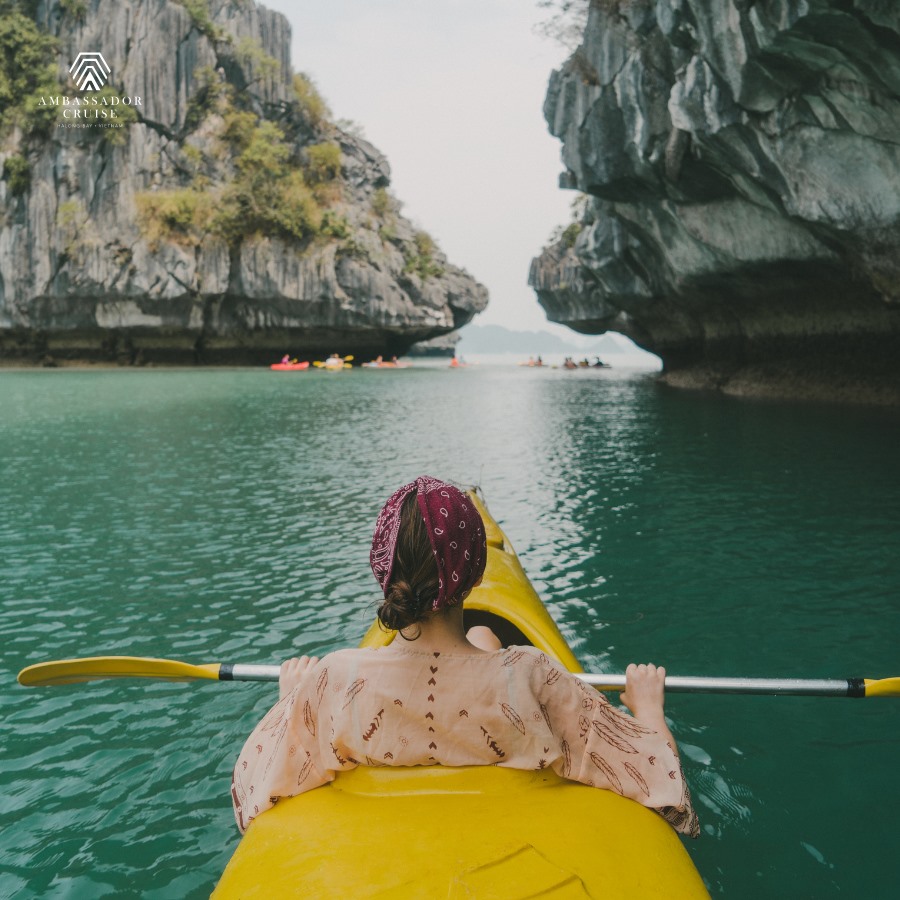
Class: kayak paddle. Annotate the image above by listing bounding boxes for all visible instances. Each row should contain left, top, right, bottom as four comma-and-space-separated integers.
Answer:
17, 656, 900, 696
16, 657, 275, 686
313, 355, 355, 368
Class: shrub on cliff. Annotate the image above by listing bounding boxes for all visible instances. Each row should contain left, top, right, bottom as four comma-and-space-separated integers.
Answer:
174, 0, 225, 43
86, 85, 139, 145
292, 73, 330, 127
184, 65, 231, 133
3, 153, 30, 196
544, 193, 588, 250
59, 0, 88, 19
235, 36, 281, 84
0, 7, 59, 135
132, 35, 350, 252
371, 187, 402, 219
219, 121, 322, 242
220, 108, 258, 152
305, 142, 341, 184
535, 0, 589, 50
135, 189, 216, 250
403, 230, 445, 280
136, 115, 350, 248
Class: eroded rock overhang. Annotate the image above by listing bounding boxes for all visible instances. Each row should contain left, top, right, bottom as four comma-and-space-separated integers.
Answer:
530, 0, 900, 404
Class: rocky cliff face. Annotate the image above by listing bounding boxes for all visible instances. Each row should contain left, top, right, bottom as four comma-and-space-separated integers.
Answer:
530, 0, 900, 403
0, 0, 487, 365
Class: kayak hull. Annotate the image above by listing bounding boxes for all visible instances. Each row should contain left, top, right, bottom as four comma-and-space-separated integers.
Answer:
215, 766, 707, 899
213, 490, 707, 898
270, 362, 309, 371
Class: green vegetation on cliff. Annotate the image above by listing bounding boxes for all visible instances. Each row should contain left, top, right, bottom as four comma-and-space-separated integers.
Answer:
0, 5, 59, 133
403, 230, 445, 280
2, 1, 453, 285
174, 0, 224, 43
0, 4, 141, 142
544, 193, 587, 250
136, 83, 348, 249
3, 153, 30, 195
292, 73, 330, 127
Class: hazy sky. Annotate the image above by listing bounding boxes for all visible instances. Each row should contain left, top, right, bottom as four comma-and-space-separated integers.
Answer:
263, 0, 579, 335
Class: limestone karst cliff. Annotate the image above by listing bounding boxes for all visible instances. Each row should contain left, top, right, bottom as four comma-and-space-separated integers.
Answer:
0, 0, 487, 365
530, 0, 900, 403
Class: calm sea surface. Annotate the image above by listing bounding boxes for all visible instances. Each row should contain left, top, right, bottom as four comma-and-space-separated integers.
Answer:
1, 364, 898, 898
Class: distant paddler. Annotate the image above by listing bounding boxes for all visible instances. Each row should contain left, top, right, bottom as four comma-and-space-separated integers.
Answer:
364, 355, 410, 369
270, 355, 309, 371
314, 353, 354, 370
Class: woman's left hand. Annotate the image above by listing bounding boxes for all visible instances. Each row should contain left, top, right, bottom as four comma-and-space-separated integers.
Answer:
279, 655, 319, 700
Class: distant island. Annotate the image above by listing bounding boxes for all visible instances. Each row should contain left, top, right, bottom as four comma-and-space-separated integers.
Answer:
455, 323, 627, 356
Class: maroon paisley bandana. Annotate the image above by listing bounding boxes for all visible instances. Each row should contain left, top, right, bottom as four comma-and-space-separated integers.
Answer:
370, 476, 487, 610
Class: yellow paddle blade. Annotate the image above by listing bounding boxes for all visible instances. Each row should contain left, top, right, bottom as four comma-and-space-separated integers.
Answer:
312, 361, 325, 367
343, 363, 352, 368
343, 355, 354, 361
864, 677, 900, 697
17, 656, 221, 687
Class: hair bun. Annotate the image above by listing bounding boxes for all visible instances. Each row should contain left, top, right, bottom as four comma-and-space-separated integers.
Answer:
377, 578, 426, 632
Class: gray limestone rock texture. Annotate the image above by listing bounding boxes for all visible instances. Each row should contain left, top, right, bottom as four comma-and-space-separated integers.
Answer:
530, 0, 900, 403
0, 0, 487, 365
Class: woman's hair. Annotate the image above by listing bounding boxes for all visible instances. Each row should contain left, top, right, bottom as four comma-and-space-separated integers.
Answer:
377, 492, 440, 633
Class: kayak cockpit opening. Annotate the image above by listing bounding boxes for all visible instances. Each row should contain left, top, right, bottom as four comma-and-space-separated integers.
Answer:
463, 609, 532, 649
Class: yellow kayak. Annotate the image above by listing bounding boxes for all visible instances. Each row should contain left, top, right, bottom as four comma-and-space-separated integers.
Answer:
213, 491, 707, 898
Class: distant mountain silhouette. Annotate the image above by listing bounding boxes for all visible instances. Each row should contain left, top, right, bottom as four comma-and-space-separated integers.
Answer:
456, 323, 625, 356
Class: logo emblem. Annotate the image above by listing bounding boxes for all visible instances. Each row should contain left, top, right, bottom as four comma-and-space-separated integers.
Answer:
69, 52, 110, 91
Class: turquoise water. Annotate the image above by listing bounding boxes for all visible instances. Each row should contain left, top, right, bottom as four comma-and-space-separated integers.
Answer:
1, 365, 898, 898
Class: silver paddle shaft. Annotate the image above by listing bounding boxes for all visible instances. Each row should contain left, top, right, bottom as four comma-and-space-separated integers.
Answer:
222, 665, 862, 696
223, 664, 280, 681
577, 673, 862, 697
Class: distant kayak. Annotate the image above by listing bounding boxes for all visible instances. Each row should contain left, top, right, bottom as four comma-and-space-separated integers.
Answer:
313, 355, 354, 370
270, 361, 309, 371
563, 357, 610, 370
362, 361, 410, 369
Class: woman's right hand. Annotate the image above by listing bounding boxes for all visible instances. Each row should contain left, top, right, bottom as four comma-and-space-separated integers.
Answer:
620, 662, 667, 726
279, 655, 319, 700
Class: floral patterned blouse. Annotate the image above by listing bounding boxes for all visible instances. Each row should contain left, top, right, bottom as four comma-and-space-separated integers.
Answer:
232, 644, 699, 837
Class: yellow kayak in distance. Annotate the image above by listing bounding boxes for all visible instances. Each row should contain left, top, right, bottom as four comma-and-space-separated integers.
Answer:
213, 491, 708, 898
313, 354, 355, 370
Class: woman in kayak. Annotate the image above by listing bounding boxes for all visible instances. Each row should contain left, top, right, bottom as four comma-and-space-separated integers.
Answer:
232, 477, 699, 838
